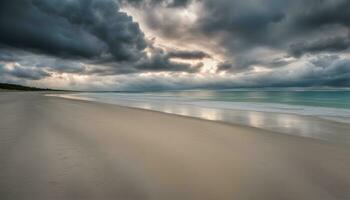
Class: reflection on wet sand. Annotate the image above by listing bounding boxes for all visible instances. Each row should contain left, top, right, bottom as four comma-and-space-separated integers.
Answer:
49, 93, 350, 144
125, 102, 350, 143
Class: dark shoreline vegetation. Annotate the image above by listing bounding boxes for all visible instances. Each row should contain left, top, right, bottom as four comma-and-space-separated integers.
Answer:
0, 83, 60, 91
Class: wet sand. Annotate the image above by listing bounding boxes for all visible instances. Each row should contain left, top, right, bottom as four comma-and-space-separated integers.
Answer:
0, 92, 350, 200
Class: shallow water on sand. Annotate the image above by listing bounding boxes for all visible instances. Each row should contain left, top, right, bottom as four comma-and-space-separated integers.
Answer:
48, 89, 350, 144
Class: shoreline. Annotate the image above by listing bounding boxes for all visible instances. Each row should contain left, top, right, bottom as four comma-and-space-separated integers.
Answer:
54, 96, 350, 147
47, 92, 350, 144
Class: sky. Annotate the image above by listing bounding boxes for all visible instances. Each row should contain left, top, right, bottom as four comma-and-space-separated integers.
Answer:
0, 0, 350, 91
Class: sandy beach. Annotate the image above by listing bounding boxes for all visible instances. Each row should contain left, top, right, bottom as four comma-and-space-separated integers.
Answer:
0, 92, 350, 200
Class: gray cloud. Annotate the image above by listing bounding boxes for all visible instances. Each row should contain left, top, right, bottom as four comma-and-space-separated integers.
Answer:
197, 0, 350, 50
0, 50, 19, 62
134, 53, 201, 72
115, 55, 350, 91
289, 34, 350, 57
120, 0, 191, 8
216, 62, 232, 72
198, 0, 286, 48
0, 0, 146, 61
129, 0, 350, 71
167, 50, 210, 60
1, 0, 350, 89
93, 48, 203, 74
198, 0, 350, 72
292, 0, 350, 31
0, 0, 201, 77
0, 63, 50, 80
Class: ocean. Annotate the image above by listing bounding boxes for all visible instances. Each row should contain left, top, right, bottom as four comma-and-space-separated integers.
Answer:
51, 89, 350, 143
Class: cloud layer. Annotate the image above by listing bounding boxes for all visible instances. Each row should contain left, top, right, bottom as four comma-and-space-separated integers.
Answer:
0, 0, 146, 60
0, 0, 349, 90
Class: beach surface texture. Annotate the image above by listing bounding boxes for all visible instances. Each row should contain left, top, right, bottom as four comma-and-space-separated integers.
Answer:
0, 92, 349, 200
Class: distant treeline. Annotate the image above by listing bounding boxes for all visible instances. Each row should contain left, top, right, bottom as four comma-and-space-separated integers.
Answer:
0, 83, 57, 91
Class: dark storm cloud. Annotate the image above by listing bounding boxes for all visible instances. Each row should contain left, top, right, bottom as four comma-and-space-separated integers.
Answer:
187, 0, 350, 73
132, 0, 350, 70
198, 0, 286, 46
293, 0, 350, 30
167, 50, 210, 60
130, 40, 203, 73
120, 0, 191, 8
169, 0, 191, 7
269, 57, 294, 67
215, 60, 254, 73
197, 0, 350, 49
215, 56, 294, 73
0, 0, 200, 77
0, 0, 146, 61
134, 54, 200, 72
216, 62, 232, 72
289, 35, 350, 57
1, 0, 350, 89
91, 50, 203, 75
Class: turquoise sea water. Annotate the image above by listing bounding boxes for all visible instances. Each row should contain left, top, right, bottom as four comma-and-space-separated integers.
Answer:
139, 89, 350, 109
50, 89, 350, 143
